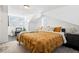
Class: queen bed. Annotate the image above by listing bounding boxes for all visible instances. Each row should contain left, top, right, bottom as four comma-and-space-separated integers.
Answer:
17, 31, 66, 53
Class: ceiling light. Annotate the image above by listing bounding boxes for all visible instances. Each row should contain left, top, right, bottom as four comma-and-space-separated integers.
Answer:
24, 5, 30, 9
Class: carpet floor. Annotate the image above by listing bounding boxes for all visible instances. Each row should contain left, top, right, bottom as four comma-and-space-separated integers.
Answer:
0, 41, 79, 53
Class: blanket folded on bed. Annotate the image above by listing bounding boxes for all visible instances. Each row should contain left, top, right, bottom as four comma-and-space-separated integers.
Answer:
17, 31, 64, 53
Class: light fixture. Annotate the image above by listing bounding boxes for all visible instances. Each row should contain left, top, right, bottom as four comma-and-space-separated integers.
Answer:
24, 5, 30, 9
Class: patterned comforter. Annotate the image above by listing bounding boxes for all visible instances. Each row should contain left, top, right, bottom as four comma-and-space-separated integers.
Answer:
17, 31, 64, 53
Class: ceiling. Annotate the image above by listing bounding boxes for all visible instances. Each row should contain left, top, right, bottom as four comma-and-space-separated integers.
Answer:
8, 5, 66, 16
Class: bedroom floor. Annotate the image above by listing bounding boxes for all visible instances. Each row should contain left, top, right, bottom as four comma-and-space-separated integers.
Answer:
0, 36, 79, 53
0, 41, 79, 53
8, 36, 16, 41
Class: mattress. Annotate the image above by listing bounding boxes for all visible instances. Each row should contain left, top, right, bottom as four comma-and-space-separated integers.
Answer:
17, 31, 65, 53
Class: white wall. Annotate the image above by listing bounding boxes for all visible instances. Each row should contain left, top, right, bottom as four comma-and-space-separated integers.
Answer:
45, 6, 79, 26
29, 14, 79, 34
29, 17, 41, 31
44, 6, 79, 33
45, 18, 79, 33
0, 6, 8, 43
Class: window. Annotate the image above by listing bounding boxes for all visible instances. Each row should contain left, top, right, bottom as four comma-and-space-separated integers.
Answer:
8, 15, 25, 27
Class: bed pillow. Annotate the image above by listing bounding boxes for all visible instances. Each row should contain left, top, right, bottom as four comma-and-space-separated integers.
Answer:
54, 27, 61, 32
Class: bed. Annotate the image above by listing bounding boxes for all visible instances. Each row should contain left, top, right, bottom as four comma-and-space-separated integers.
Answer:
17, 31, 66, 53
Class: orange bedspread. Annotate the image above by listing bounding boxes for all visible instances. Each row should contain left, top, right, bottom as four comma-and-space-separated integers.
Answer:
17, 31, 64, 53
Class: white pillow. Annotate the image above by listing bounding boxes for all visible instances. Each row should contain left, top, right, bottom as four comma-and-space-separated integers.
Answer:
52, 32, 67, 44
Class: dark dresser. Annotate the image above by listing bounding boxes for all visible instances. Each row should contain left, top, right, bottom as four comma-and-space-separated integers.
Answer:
64, 33, 79, 50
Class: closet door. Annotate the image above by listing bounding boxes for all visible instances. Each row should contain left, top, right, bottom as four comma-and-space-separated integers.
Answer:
0, 5, 8, 43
